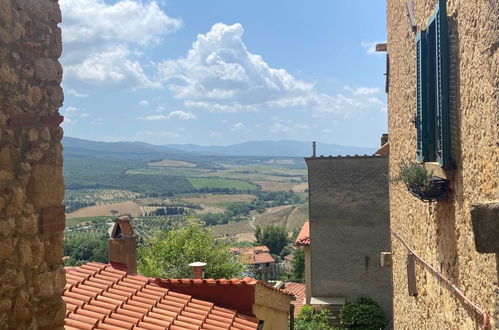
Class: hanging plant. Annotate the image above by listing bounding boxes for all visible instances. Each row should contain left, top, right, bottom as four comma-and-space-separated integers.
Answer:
392, 161, 449, 202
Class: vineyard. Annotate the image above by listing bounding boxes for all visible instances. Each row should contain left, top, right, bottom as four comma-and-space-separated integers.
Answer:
64, 189, 144, 213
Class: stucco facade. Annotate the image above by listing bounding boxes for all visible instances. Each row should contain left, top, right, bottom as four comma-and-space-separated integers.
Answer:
386, 0, 499, 329
306, 156, 393, 319
0, 0, 66, 328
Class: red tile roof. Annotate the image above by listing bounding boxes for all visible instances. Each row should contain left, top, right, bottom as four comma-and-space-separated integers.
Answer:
64, 262, 260, 330
294, 222, 310, 246
284, 282, 306, 317
231, 246, 275, 265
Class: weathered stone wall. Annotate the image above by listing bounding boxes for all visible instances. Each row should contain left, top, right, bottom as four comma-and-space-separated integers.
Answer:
306, 156, 392, 319
0, 0, 65, 328
387, 0, 499, 328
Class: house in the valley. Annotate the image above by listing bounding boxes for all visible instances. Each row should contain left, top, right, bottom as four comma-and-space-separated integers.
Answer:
383, 0, 498, 328
231, 246, 276, 281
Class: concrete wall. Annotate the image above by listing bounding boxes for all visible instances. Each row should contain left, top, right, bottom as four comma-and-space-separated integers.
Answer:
387, 0, 499, 328
304, 245, 311, 304
0, 0, 66, 328
306, 156, 392, 318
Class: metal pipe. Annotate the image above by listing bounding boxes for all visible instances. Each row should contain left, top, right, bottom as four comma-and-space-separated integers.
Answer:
391, 229, 490, 330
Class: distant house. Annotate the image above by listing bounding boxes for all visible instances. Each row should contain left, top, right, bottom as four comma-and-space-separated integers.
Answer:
64, 217, 294, 330
232, 246, 276, 281
294, 221, 311, 305
304, 143, 393, 323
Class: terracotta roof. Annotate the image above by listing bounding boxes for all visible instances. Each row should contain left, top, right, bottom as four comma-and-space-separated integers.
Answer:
374, 142, 389, 156
231, 246, 275, 265
294, 222, 310, 246
284, 282, 306, 317
64, 262, 260, 330
305, 154, 385, 160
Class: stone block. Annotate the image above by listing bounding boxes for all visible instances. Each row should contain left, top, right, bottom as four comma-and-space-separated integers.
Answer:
40, 205, 65, 235
471, 201, 499, 253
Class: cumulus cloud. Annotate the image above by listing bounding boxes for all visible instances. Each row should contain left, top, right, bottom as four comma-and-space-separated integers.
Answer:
158, 23, 384, 117
139, 100, 149, 107
139, 110, 197, 121
60, 0, 182, 89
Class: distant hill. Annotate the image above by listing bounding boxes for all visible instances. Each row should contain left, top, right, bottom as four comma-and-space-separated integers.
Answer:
63, 137, 375, 158
62, 137, 185, 157
167, 140, 375, 157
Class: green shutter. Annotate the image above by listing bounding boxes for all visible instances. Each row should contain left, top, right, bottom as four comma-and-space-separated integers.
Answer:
415, 31, 429, 162
434, 0, 451, 168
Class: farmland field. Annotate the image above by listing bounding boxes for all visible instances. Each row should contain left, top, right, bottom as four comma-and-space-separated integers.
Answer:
253, 181, 295, 192
66, 216, 112, 228
66, 201, 142, 219
187, 177, 257, 191
180, 194, 255, 205
148, 159, 197, 167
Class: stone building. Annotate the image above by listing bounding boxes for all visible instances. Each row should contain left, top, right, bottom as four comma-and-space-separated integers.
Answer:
305, 153, 392, 320
385, 0, 498, 328
0, 0, 66, 328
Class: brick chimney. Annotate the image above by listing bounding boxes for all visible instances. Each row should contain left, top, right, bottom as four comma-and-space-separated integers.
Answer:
189, 262, 207, 279
108, 216, 137, 274
381, 133, 389, 146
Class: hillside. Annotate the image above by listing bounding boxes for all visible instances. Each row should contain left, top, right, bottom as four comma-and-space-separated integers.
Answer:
63, 137, 374, 158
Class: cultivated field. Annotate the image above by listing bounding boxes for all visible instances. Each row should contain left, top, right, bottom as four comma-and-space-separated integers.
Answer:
66, 201, 141, 219
210, 221, 254, 237
254, 205, 296, 227
253, 181, 295, 192
148, 159, 197, 167
180, 194, 255, 205
188, 177, 257, 190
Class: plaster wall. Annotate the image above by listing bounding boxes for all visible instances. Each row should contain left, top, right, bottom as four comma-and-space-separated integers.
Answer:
306, 156, 392, 318
0, 0, 66, 328
387, 0, 499, 328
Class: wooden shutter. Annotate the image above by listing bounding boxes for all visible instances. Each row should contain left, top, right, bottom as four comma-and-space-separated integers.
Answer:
434, 0, 451, 168
415, 31, 429, 162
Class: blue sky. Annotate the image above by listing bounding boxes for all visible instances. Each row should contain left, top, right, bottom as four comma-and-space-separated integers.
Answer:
59, 0, 387, 147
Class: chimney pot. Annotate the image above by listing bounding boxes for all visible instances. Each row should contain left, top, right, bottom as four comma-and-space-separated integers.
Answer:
189, 262, 207, 279
381, 134, 389, 147
312, 141, 317, 158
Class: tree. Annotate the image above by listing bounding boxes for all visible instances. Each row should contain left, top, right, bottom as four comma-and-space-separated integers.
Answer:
64, 234, 108, 266
110, 209, 119, 216
138, 220, 244, 279
291, 248, 305, 281
340, 296, 385, 330
255, 225, 288, 255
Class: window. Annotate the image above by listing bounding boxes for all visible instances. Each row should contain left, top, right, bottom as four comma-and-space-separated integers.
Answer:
415, 0, 452, 168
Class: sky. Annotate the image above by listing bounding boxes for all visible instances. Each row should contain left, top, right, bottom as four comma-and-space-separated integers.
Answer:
59, 0, 387, 148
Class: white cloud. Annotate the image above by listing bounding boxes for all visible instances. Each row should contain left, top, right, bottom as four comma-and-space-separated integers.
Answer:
344, 86, 381, 95
66, 88, 88, 97
361, 41, 385, 55
60, 0, 182, 89
139, 114, 169, 121
62, 106, 91, 124
155, 106, 165, 112
139, 100, 149, 107
232, 122, 246, 131
269, 122, 309, 134
139, 110, 197, 121
168, 110, 197, 120
158, 23, 383, 117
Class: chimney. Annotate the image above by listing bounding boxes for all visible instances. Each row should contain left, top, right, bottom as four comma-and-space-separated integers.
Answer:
312, 141, 317, 157
189, 262, 207, 279
381, 133, 389, 146
108, 216, 137, 274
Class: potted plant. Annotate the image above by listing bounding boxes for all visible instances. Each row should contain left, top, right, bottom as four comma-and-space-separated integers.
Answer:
392, 161, 449, 202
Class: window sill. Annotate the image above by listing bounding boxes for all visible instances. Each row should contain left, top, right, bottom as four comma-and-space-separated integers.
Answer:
423, 162, 455, 181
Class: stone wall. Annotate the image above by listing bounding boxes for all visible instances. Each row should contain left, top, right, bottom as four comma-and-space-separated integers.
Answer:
306, 156, 392, 319
0, 0, 65, 328
387, 0, 499, 328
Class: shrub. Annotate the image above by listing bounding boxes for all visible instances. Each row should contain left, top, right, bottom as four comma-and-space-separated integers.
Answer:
340, 297, 385, 330
295, 306, 334, 330
391, 161, 432, 189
